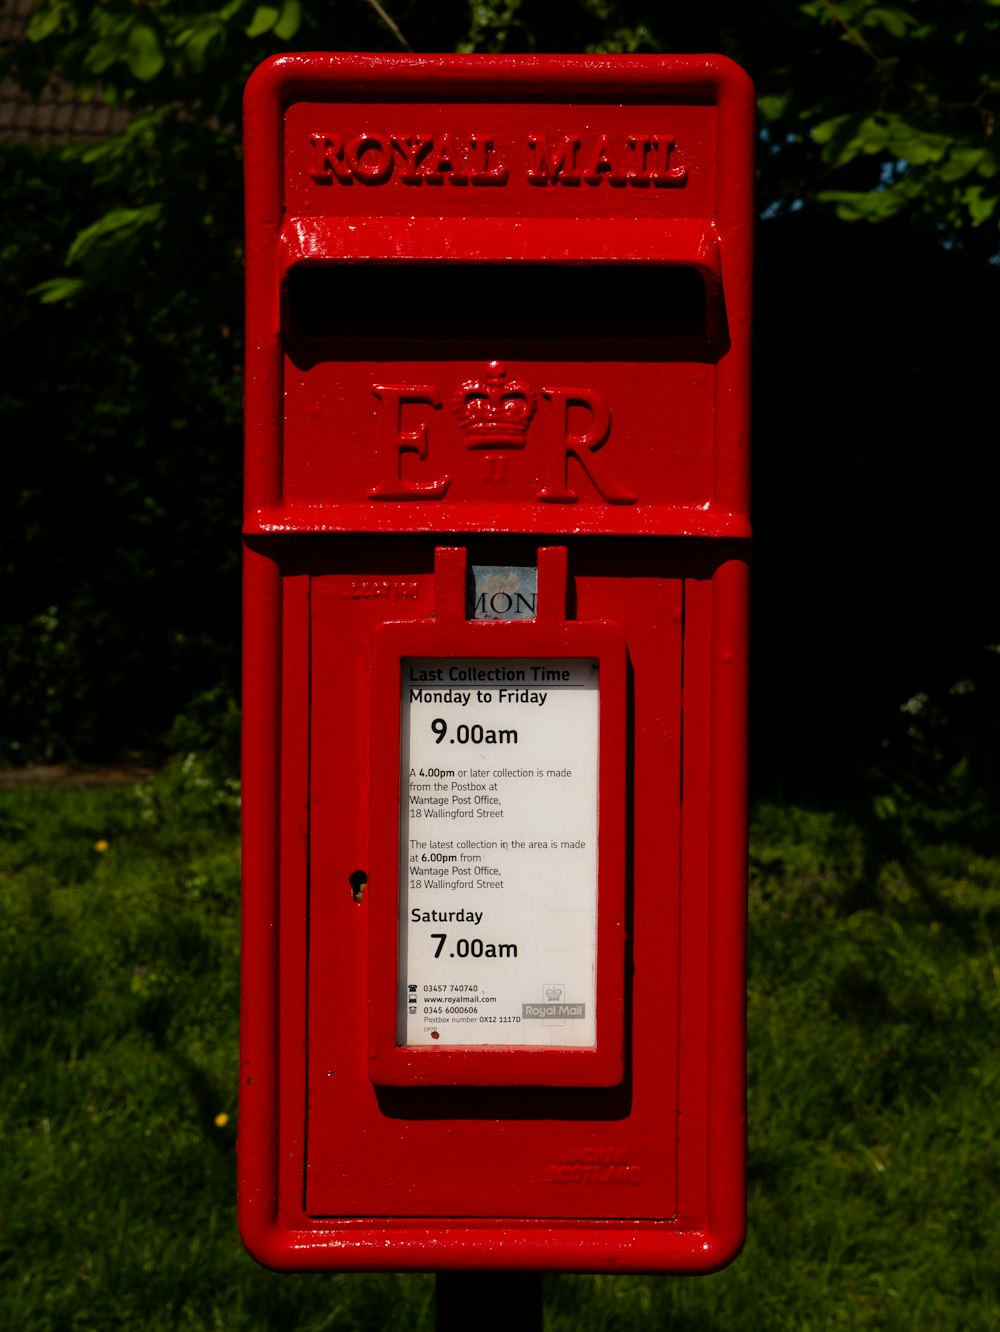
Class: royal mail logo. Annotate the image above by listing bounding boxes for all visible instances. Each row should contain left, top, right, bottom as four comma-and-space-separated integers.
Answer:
308, 132, 687, 188
522, 1003, 586, 1019
522, 983, 584, 1020
369, 362, 636, 506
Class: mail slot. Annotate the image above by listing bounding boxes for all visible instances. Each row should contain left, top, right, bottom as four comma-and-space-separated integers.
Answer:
241, 52, 754, 1273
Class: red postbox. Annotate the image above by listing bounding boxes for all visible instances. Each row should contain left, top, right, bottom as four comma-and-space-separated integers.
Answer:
241, 52, 753, 1273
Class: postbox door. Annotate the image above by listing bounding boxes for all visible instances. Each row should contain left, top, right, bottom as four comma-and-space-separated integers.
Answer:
302, 538, 694, 1222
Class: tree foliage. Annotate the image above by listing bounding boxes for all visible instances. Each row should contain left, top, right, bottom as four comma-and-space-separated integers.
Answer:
5, 0, 997, 277
762, 0, 1000, 238
0, 0, 998, 774
0, 144, 241, 760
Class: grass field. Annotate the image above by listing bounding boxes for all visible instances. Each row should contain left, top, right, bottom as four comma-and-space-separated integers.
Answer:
1, 760, 998, 1329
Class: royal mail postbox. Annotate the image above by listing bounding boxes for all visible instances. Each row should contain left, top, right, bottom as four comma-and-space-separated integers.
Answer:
241, 53, 753, 1273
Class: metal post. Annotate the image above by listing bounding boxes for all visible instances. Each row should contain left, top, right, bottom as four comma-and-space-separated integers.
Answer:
436, 1272, 543, 1332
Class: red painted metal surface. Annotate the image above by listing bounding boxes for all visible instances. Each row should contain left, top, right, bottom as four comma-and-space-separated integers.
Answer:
241, 52, 753, 1273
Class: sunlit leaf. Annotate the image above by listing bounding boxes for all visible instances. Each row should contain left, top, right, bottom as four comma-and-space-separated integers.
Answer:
938, 146, 990, 182
853, 116, 890, 155
884, 120, 949, 164
272, 0, 301, 39
126, 24, 165, 81
174, 16, 224, 67
816, 187, 910, 221
244, 5, 280, 36
862, 7, 915, 36
66, 205, 162, 266
962, 185, 998, 225
31, 276, 87, 304
812, 115, 851, 146
26, 0, 68, 42
758, 93, 791, 123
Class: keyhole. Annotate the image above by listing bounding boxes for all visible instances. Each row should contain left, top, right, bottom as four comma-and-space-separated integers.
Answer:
349, 870, 367, 903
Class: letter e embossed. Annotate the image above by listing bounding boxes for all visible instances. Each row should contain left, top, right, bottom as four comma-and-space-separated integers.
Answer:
369, 385, 448, 500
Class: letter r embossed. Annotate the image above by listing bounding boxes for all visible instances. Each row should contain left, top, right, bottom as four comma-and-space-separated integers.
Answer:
537, 387, 636, 505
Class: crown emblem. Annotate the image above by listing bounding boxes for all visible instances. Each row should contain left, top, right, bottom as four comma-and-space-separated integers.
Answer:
453, 361, 538, 448
545, 986, 564, 1002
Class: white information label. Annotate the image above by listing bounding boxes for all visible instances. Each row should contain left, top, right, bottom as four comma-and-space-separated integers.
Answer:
399, 657, 599, 1047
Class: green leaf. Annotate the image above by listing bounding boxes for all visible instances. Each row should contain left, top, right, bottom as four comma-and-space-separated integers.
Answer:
872, 794, 898, 822
884, 120, 949, 165
272, 0, 301, 40
87, 35, 126, 76
811, 115, 851, 146
79, 106, 169, 165
938, 146, 990, 182
853, 116, 890, 155
66, 205, 162, 266
816, 187, 910, 221
173, 16, 225, 67
861, 6, 914, 37
758, 93, 791, 123
26, 0, 69, 42
961, 185, 998, 226
31, 276, 87, 304
244, 5, 280, 36
126, 24, 165, 81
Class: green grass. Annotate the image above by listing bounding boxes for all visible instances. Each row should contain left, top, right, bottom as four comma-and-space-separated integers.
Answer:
1, 767, 998, 1328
